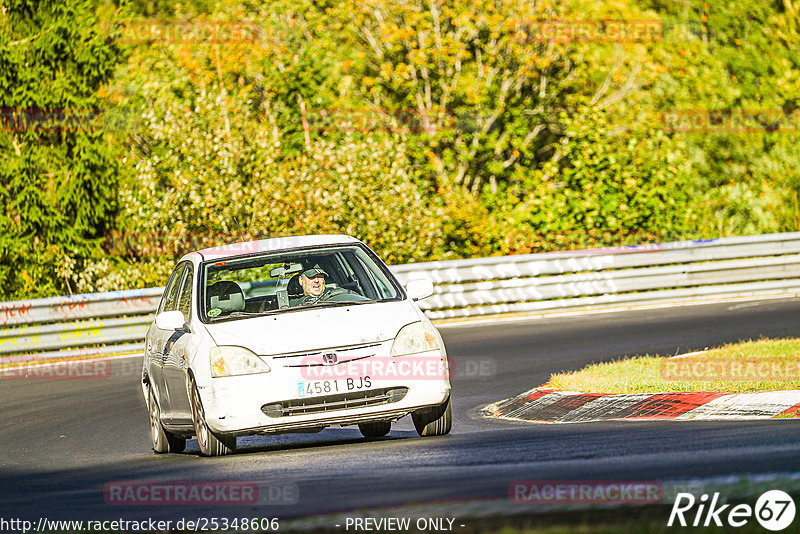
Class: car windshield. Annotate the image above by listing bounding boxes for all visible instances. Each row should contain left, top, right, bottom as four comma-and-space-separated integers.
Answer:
201, 245, 402, 321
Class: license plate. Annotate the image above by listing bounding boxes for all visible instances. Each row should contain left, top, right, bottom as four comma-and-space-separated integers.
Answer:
297, 377, 372, 398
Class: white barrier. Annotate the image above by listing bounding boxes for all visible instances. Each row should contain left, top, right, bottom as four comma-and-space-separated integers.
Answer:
2, 233, 800, 362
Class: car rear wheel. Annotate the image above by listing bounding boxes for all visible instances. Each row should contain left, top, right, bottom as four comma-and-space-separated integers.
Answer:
358, 421, 391, 438
411, 396, 452, 437
189, 377, 236, 456
149, 388, 186, 453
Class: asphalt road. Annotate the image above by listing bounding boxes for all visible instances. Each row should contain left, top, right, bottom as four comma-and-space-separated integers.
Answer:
2, 297, 800, 526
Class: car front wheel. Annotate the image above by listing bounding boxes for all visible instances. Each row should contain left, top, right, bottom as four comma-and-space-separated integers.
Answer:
189, 377, 236, 456
148, 388, 186, 453
411, 396, 452, 437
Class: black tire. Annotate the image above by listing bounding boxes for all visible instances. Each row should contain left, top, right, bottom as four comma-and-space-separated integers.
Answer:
411, 396, 452, 437
148, 388, 186, 454
359, 421, 391, 438
189, 377, 236, 456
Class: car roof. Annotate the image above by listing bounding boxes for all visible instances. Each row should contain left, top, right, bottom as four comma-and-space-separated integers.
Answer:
187, 234, 361, 262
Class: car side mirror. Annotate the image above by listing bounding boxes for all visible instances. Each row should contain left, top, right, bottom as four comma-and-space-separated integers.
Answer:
405, 279, 434, 301
155, 310, 186, 331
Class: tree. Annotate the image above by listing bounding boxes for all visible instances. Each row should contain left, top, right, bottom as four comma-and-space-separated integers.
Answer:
345, 0, 689, 254
643, 0, 800, 235
0, 0, 123, 298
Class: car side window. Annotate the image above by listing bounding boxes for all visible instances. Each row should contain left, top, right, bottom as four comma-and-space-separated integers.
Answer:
160, 264, 187, 313
344, 253, 382, 299
177, 268, 194, 320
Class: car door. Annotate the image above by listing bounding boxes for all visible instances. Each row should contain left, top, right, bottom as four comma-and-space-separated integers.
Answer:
162, 265, 195, 423
148, 263, 188, 415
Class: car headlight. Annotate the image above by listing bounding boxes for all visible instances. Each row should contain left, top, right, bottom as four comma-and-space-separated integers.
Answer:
210, 346, 271, 377
390, 321, 440, 356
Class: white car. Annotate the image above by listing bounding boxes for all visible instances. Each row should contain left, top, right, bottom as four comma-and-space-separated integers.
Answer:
142, 235, 452, 456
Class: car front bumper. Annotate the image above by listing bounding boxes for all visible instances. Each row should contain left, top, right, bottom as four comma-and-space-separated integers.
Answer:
198, 349, 451, 435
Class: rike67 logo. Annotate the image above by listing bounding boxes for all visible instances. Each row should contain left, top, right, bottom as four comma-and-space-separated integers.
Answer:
668, 490, 796, 531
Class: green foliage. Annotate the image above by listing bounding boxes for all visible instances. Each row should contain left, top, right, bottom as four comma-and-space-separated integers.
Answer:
502, 106, 695, 252
0, 0, 123, 299
107, 26, 443, 290
2, 0, 799, 299
342, 0, 698, 255
644, 0, 800, 235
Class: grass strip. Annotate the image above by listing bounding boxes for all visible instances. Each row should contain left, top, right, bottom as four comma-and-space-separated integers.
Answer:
548, 338, 800, 394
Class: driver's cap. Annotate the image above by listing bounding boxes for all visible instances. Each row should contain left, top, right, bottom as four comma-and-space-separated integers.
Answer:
302, 265, 328, 278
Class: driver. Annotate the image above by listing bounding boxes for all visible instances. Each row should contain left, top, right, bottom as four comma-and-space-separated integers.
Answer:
298, 265, 328, 303
294, 264, 365, 306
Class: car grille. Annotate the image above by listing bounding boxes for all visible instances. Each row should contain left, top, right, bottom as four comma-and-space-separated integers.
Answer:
261, 387, 409, 418
268, 341, 387, 368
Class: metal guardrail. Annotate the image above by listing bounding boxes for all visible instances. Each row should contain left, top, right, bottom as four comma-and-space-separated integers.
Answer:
391, 232, 800, 319
3, 232, 800, 363
0, 288, 162, 363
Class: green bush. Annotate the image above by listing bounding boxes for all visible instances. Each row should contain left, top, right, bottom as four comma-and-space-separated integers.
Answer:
1, 0, 798, 299
0, 0, 122, 299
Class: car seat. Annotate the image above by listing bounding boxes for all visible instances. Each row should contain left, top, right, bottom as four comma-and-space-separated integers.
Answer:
287, 274, 303, 299
207, 281, 245, 313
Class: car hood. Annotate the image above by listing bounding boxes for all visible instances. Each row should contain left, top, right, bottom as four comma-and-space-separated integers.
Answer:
204, 300, 420, 355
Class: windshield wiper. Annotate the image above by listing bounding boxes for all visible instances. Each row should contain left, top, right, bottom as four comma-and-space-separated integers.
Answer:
212, 310, 275, 320
299, 300, 374, 310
